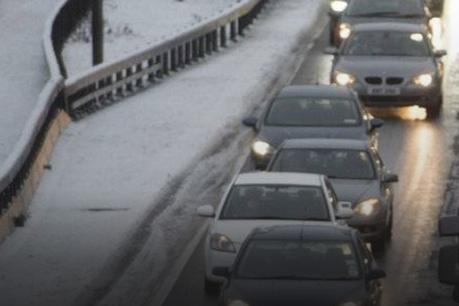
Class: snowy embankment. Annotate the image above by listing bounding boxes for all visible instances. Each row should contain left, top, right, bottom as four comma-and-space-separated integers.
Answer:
63, 0, 243, 75
0, 0, 62, 165
0, 1, 326, 305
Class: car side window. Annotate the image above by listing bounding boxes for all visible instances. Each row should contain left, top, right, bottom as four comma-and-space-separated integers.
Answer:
324, 179, 339, 211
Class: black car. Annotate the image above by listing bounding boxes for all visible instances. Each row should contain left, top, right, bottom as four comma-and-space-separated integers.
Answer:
243, 85, 383, 169
329, 0, 432, 46
214, 224, 385, 306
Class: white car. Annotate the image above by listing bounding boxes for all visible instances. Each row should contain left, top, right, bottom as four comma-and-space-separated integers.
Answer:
197, 172, 354, 293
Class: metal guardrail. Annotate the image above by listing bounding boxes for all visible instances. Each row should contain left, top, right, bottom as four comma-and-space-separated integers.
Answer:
0, 0, 67, 216
65, 0, 269, 118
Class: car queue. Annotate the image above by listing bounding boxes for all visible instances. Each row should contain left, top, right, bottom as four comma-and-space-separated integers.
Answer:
196, 0, 445, 305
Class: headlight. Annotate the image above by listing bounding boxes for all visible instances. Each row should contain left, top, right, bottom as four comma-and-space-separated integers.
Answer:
330, 0, 348, 13
335, 71, 356, 86
251, 140, 273, 157
354, 198, 380, 216
339, 23, 352, 39
413, 73, 434, 87
210, 233, 236, 253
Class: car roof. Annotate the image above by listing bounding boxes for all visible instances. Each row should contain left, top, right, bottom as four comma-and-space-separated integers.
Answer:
280, 138, 370, 151
276, 85, 355, 99
250, 224, 354, 242
352, 22, 427, 33
234, 172, 323, 187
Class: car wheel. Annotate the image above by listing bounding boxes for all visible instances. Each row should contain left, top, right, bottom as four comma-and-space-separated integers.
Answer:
426, 95, 443, 119
204, 277, 221, 295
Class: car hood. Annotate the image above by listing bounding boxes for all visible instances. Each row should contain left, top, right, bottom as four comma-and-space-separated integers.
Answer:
227, 279, 364, 306
330, 179, 380, 205
212, 220, 329, 245
335, 56, 436, 79
258, 126, 367, 148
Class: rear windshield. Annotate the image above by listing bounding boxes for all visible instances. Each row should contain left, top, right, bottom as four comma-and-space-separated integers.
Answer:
346, 0, 425, 17
236, 240, 361, 280
342, 31, 430, 57
270, 149, 376, 180
265, 97, 360, 127
220, 185, 330, 221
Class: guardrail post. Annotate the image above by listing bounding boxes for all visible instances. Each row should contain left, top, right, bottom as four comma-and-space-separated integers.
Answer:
192, 39, 199, 61
136, 63, 144, 87
116, 71, 123, 96
206, 33, 212, 54
126, 67, 134, 92
147, 58, 155, 82
185, 42, 192, 64
171, 48, 177, 71
155, 55, 162, 78
178, 45, 185, 68
220, 26, 227, 47
163, 52, 170, 75
230, 20, 238, 41
212, 30, 218, 52
199, 36, 205, 57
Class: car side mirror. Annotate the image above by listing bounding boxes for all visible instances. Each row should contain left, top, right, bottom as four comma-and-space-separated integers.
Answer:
439, 216, 459, 237
325, 46, 339, 55
212, 267, 230, 279
382, 173, 398, 184
439, 245, 459, 285
367, 268, 386, 280
196, 205, 215, 217
336, 201, 354, 219
370, 118, 384, 131
434, 50, 447, 58
242, 117, 258, 130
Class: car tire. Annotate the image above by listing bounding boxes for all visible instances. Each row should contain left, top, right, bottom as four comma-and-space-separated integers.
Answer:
204, 277, 220, 295
426, 95, 443, 119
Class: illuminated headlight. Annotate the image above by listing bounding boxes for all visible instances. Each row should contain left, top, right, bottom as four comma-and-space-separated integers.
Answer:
210, 233, 236, 253
354, 198, 380, 216
339, 23, 352, 39
251, 140, 273, 157
413, 73, 434, 87
330, 0, 348, 13
335, 71, 356, 86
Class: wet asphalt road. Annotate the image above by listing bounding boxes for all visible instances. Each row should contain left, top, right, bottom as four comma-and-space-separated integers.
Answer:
163, 19, 459, 306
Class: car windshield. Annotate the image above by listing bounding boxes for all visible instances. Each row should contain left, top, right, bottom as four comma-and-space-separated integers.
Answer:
220, 185, 330, 221
342, 31, 430, 56
270, 149, 375, 180
236, 240, 361, 280
346, 0, 425, 17
265, 97, 360, 127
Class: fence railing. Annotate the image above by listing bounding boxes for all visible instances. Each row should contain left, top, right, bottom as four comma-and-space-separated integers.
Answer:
65, 0, 269, 118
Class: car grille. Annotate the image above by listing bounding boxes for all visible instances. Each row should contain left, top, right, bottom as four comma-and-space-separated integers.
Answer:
364, 76, 405, 85
386, 77, 404, 85
365, 77, 383, 85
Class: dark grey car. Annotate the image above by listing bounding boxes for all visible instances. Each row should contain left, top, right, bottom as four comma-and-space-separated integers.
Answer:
328, 22, 446, 118
267, 138, 399, 252
242, 85, 383, 168
329, 0, 432, 46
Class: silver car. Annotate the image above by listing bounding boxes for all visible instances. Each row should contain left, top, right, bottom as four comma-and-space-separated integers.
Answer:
243, 85, 383, 168
196, 172, 353, 293
328, 22, 446, 118
267, 138, 399, 252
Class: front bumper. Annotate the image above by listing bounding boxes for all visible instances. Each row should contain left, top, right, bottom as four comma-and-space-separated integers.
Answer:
350, 83, 441, 107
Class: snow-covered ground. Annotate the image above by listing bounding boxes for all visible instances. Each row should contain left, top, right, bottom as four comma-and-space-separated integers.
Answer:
0, 0, 62, 165
0, 0, 326, 305
62, 0, 241, 75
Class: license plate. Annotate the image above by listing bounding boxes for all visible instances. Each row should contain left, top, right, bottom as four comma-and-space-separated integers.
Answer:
367, 87, 401, 96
